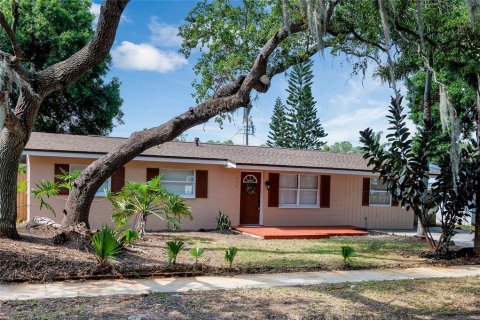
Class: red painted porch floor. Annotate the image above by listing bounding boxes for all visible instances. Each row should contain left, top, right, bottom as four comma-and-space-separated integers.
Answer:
233, 226, 369, 239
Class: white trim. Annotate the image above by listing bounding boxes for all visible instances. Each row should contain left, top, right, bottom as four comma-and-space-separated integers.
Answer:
279, 205, 320, 209
236, 164, 378, 176
23, 151, 229, 166
26, 155, 31, 221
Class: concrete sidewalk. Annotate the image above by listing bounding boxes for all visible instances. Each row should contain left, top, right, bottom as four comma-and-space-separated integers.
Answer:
0, 264, 479, 301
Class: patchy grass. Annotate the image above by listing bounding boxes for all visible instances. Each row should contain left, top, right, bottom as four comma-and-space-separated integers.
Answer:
457, 224, 475, 232
2, 276, 479, 319
1, 227, 477, 283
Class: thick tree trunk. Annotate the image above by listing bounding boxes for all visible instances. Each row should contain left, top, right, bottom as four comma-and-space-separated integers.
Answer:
0, 130, 24, 239
417, 57, 433, 238
0, 0, 128, 238
474, 74, 480, 256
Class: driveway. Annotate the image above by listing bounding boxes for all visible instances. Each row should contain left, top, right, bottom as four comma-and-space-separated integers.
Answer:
380, 227, 474, 248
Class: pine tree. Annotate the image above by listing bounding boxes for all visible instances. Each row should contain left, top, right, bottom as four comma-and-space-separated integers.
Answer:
285, 60, 327, 149
267, 98, 291, 147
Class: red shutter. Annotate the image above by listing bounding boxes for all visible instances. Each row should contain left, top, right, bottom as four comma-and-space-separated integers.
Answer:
392, 196, 399, 207
146, 168, 160, 181
320, 175, 331, 208
268, 173, 280, 207
195, 170, 208, 198
54, 164, 70, 195
362, 177, 370, 206
111, 167, 125, 193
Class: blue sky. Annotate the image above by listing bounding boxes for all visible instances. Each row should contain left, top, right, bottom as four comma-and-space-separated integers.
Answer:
92, 0, 409, 146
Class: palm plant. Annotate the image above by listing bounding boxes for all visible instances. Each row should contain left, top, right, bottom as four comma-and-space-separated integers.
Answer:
216, 211, 231, 231
107, 176, 192, 239
189, 247, 205, 264
166, 240, 185, 264
122, 229, 139, 245
91, 225, 122, 266
225, 247, 239, 269
341, 246, 355, 268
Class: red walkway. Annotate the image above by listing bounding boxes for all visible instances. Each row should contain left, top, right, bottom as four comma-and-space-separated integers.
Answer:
234, 226, 369, 239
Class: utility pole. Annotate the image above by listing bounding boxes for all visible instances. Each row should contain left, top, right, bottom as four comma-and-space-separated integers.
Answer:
243, 103, 254, 145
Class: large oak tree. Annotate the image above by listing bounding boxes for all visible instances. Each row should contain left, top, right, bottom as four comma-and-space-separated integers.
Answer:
0, 0, 129, 239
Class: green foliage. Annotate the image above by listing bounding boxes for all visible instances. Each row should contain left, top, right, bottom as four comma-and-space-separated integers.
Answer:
360, 95, 477, 254
267, 98, 291, 148
224, 246, 239, 269
91, 225, 122, 265
189, 247, 205, 264
216, 211, 231, 231
341, 246, 355, 267
107, 176, 192, 238
18, 164, 26, 174
0, 0, 123, 135
30, 169, 82, 216
31, 180, 59, 215
323, 141, 362, 153
206, 139, 234, 145
166, 240, 185, 264
122, 229, 139, 245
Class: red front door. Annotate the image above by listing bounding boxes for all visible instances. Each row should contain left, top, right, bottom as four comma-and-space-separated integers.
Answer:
240, 172, 261, 225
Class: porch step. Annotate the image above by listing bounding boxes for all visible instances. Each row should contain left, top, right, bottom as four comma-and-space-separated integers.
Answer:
233, 226, 369, 240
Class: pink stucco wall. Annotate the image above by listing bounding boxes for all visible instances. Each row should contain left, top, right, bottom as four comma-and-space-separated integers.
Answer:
27, 156, 414, 230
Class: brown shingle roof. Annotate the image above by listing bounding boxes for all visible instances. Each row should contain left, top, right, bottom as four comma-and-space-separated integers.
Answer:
25, 132, 371, 172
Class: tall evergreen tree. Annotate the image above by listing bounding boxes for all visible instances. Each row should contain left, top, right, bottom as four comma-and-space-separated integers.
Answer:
285, 60, 327, 149
267, 97, 291, 147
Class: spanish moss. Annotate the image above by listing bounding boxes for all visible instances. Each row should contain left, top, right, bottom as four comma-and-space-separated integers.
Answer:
377, 0, 397, 91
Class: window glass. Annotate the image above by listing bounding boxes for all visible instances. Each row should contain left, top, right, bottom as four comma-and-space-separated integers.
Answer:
280, 174, 297, 188
369, 179, 391, 206
300, 175, 318, 189
279, 174, 319, 207
160, 169, 195, 198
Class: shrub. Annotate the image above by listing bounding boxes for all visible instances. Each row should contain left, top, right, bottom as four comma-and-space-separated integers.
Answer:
225, 247, 239, 269
122, 229, 139, 245
341, 246, 355, 267
91, 225, 122, 265
216, 211, 231, 231
189, 247, 205, 264
166, 240, 185, 264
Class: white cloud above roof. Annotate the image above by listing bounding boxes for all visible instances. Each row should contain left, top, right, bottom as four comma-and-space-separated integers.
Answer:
111, 41, 187, 73
148, 17, 183, 47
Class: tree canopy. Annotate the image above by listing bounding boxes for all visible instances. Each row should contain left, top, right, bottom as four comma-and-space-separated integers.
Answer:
0, 0, 123, 135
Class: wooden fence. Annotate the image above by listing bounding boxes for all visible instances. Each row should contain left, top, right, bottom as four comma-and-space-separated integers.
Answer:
17, 173, 28, 222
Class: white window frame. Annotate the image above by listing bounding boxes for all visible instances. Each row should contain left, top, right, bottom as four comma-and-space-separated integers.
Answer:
279, 174, 319, 208
159, 168, 196, 199
70, 164, 110, 197
369, 178, 392, 207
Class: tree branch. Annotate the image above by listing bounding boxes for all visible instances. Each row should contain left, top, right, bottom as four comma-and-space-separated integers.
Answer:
37, 0, 129, 97
0, 8, 23, 58
0, 91, 21, 132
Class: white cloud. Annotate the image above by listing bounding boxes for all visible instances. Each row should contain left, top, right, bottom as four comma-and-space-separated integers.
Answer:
90, 2, 130, 26
111, 41, 187, 73
89, 3, 101, 24
148, 17, 183, 47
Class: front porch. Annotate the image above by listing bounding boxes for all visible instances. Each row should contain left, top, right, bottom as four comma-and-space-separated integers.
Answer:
233, 225, 369, 239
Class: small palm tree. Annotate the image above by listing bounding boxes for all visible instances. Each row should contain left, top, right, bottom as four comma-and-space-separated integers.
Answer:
166, 240, 185, 264
341, 246, 355, 268
107, 177, 192, 239
225, 247, 239, 270
91, 225, 122, 266
189, 247, 205, 265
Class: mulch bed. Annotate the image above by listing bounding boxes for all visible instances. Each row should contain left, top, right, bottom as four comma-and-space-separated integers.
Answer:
0, 226, 479, 284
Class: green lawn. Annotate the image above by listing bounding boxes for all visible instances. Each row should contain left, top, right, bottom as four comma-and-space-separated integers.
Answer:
150, 232, 430, 271
3, 276, 479, 319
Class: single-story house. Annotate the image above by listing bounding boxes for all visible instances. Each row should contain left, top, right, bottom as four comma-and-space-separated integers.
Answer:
23, 132, 415, 230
